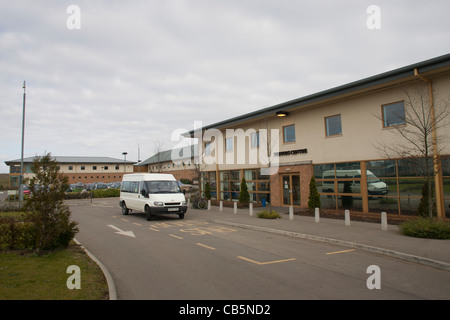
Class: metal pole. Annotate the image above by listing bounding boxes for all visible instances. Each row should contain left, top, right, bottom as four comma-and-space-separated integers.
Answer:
19, 81, 26, 209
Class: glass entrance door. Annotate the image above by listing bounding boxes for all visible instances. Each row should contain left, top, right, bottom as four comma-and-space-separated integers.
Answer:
281, 174, 301, 206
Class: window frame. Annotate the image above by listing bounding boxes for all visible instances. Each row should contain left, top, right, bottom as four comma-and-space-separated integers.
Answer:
324, 114, 342, 137
282, 124, 296, 144
382, 101, 406, 128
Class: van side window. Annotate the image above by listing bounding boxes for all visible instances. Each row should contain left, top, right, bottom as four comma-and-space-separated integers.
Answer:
121, 181, 131, 192
121, 181, 140, 193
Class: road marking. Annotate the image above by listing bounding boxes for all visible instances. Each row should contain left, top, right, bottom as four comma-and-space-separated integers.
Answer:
196, 243, 216, 250
107, 224, 136, 238
121, 218, 128, 222
326, 249, 356, 255
133, 223, 142, 226
169, 234, 183, 240
149, 227, 160, 232
237, 256, 296, 265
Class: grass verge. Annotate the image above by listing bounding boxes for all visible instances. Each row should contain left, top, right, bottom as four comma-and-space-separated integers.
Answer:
0, 242, 109, 300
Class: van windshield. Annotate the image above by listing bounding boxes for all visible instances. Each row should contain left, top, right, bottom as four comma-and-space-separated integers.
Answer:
144, 181, 181, 194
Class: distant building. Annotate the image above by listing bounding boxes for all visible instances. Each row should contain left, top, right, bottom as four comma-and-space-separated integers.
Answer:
136, 145, 198, 182
5, 156, 136, 187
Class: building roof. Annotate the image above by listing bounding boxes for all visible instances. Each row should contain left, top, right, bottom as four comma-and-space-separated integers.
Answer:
139, 145, 196, 166
187, 53, 450, 135
5, 156, 136, 165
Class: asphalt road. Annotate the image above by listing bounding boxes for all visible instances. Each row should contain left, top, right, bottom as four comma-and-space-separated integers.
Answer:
69, 198, 450, 300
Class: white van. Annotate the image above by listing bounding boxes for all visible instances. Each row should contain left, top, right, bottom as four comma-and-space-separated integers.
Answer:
322, 170, 389, 196
119, 173, 187, 220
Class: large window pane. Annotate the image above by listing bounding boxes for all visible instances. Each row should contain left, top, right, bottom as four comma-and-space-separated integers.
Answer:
314, 164, 334, 179
368, 197, 399, 214
398, 178, 426, 197
366, 160, 396, 178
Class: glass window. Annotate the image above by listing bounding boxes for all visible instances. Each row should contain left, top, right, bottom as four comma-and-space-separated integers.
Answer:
314, 164, 335, 179
325, 114, 342, 136
226, 137, 233, 152
251, 131, 260, 148
244, 169, 256, 181
283, 124, 295, 143
366, 160, 396, 178
205, 142, 212, 156
382, 101, 405, 127
230, 170, 240, 181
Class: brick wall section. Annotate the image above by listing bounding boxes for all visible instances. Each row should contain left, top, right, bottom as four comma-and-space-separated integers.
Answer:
271, 163, 313, 208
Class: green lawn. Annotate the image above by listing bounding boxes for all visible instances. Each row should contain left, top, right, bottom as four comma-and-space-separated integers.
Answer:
0, 243, 109, 300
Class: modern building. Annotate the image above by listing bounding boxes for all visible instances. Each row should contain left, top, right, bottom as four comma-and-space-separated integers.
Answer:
136, 145, 198, 182
186, 54, 450, 218
5, 156, 136, 187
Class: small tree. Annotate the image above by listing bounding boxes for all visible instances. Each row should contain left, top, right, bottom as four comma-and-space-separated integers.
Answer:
239, 178, 250, 206
417, 181, 436, 217
24, 153, 78, 252
204, 181, 211, 200
308, 176, 321, 211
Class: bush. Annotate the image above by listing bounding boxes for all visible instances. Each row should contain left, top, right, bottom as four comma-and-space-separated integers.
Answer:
257, 210, 281, 219
23, 153, 79, 252
239, 178, 250, 207
0, 216, 36, 250
92, 188, 120, 198
308, 176, 321, 210
399, 217, 450, 239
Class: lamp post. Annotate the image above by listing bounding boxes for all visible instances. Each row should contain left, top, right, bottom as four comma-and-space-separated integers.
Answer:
122, 152, 127, 174
19, 81, 26, 209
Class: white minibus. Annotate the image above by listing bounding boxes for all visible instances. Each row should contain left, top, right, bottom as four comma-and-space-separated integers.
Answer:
119, 173, 187, 220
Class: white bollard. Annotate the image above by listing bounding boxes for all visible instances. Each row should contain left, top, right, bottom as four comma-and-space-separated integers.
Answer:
207, 199, 211, 210
234, 202, 237, 214
289, 206, 294, 220
345, 210, 351, 226
314, 207, 320, 223
219, 200, 223, 212
381, 212, 388, 231
249, 203, 253, 216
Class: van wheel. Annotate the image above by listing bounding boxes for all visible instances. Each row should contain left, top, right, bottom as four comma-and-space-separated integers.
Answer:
178, 213, 185, 219
122, 203, 129, 215
145, 206, 152, 221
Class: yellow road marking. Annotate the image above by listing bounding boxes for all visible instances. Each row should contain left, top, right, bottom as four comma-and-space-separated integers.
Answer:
326, 249, 356, 255
148, 227, 160, 232
133, 223, 142, 226
237, 256, 296, 265
169, 234, 183, 239
120, 218, 128, 222
196, 243, 216, 250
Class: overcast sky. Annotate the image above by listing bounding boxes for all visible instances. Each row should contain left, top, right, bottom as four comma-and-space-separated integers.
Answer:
1, 0, 449, 173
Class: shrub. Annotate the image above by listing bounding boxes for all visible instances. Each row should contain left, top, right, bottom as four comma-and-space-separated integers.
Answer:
92, 188, 120, 198
308, 176, 321, 210
23, 153, 79, 252
257, 210, 281, 219
239, 178, 250, 207
399, 217, 450, 239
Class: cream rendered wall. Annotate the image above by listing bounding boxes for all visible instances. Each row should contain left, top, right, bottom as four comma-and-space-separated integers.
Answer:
198, 72, 450, 170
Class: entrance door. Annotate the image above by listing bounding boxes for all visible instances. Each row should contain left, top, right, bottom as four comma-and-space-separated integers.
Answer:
281, 174, 301, 206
